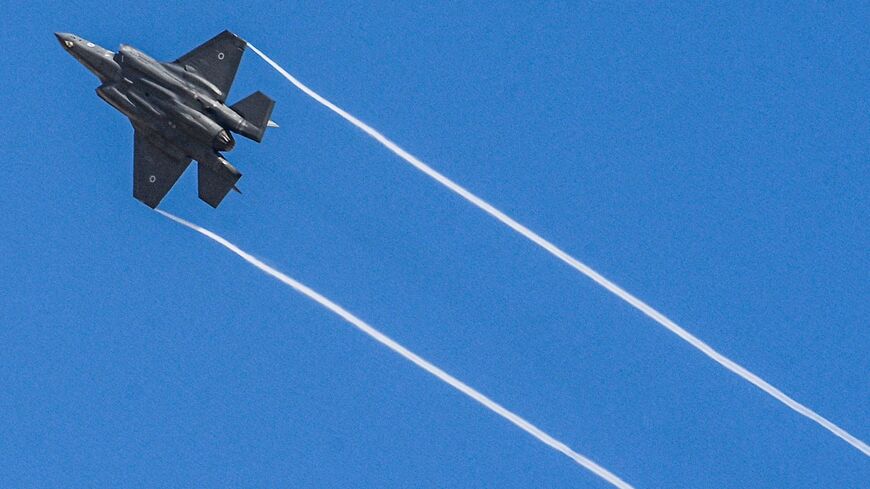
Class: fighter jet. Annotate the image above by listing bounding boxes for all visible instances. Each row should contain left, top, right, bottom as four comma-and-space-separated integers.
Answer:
56, 30, 276, 208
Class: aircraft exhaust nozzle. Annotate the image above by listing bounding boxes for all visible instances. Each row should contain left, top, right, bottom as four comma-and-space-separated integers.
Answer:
230, 91, 276, 143
212, 129, 236, 151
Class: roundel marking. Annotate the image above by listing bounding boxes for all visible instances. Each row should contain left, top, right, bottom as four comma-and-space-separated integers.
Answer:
217, 52, 225, 60
87, 42, 95, 47
149, 175, 156, 183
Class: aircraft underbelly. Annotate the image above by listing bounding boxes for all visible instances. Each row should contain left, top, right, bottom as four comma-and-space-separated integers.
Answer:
60, 30, 273, 209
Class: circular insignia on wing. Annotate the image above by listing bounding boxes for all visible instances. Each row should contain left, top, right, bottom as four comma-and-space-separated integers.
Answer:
87, 42, 95, 47
217, 52, 225, 60
149, 175, 157, 183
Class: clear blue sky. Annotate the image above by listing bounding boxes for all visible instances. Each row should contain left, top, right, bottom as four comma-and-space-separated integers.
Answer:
2, 2, 867, 487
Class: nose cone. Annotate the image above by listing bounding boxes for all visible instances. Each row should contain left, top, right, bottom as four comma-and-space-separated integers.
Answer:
55, 32, 120, 82
55, 32, 74, 49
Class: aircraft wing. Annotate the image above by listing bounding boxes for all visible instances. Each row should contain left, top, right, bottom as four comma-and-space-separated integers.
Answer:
133, 127, 192, 208
174, 30, 246, 102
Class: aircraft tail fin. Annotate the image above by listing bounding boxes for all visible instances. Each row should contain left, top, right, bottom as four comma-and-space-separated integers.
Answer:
230, 91, 276, 143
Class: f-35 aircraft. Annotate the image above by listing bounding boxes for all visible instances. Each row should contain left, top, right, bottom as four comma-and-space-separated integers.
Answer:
56, 31, 276, 208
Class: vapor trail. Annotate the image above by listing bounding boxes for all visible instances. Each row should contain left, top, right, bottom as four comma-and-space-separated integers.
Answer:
246, 44, 870, 457
156, 209, 635, 489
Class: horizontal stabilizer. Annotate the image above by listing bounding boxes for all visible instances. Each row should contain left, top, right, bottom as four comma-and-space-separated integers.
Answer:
198, 158, 241, 208
230, 91, 275, 142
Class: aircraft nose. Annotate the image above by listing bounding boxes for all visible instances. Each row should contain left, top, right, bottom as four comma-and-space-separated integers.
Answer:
55, 32, 75, 49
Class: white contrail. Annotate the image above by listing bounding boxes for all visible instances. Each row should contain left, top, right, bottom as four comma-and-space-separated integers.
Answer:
155, 209, 635, 489
246, 44, 870, 457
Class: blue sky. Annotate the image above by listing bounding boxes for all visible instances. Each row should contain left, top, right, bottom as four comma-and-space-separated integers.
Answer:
2, 2, 868, 487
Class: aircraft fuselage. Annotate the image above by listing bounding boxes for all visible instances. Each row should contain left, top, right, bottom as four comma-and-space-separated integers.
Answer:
55, 31, 275, 208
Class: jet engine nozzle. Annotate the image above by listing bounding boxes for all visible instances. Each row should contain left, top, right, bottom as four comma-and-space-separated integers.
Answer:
212, 129, 235, 151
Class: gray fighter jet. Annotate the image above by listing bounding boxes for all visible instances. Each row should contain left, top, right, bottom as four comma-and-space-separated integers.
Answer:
56, 31, 276, 208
